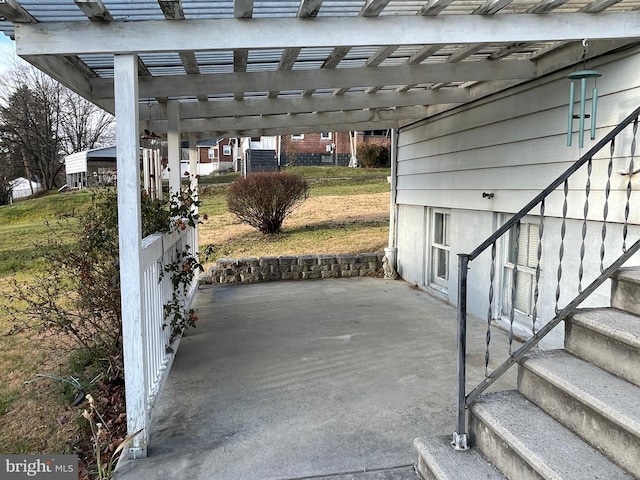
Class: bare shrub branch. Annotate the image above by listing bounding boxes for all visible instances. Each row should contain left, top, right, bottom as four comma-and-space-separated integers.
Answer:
226, 172, 309, 234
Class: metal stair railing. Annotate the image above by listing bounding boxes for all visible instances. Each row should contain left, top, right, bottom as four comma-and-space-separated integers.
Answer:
452, 105, 640, 451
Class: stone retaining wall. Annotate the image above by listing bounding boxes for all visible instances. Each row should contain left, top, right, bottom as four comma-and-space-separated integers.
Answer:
204, 252, 384, 284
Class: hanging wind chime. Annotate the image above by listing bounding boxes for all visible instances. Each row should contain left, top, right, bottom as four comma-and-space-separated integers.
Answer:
567, 39, 601, 148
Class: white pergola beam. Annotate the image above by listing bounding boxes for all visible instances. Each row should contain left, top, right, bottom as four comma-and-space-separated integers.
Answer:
24, 54, 114, 112
90, 60, 535, 99
158, 0, 184, 20
365, 46, 398, 67
234, 0, 254, 18
298, 0, 323, 17
360, 0, 392, 17
418, 0, 455, 16
0, 0, 37, 23
15, 13, 640, 56
473, 0, 516, 15
201, 120, 401, 138
74, 0, 113, 22
150, 105, 430, 134
148, 89, 469, 119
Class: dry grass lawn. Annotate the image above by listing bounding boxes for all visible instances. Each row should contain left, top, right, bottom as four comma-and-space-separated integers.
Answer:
199, 191, 390, 265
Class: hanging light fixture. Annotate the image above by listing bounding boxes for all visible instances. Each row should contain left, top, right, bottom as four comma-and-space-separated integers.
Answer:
567, 40, 601, 148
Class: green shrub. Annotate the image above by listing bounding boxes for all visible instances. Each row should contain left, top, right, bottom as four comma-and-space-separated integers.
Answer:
356, 143, 390, 168
227, 172, 309, 234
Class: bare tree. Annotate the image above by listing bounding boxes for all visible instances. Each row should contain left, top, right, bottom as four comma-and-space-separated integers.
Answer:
59, 88, 115, 155
0, 63, 114, 190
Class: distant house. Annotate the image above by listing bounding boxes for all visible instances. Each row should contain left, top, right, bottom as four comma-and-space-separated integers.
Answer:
194, 138, 236, 175
9, 177, 43, 201
64, 145, 118, 188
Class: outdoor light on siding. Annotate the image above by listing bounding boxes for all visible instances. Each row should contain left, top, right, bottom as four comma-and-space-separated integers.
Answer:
567, 40, 601, 148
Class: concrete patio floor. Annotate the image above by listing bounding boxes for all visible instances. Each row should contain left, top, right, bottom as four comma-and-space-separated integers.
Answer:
114, 277, 516, 480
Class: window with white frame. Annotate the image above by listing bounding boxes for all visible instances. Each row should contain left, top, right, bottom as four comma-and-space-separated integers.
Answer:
222, 145, 232, 156
291, 134, 304, 140
208, 148, 217, 159
503, 222, 541, 317
430, 210, 451, 288
320, 132, 332, 140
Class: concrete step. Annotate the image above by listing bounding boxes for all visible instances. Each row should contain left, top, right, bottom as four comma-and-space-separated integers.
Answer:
565, 307, 640, 387
611, 267, 640, 316
518, 349, 640, 477
470, 390, 634, 480
414, 436, 506, 480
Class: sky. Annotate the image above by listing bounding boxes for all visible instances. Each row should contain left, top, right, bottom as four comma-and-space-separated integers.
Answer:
0, 34, 17, 75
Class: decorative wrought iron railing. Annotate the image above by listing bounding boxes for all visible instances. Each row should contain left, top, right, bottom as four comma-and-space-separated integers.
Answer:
453, 106, 640, 451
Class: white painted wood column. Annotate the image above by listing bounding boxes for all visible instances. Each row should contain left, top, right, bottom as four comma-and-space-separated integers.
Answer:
188, 133, 199, 254
167, 100, 181, 197
114, 54, 148, 459
188, 133, 198, 191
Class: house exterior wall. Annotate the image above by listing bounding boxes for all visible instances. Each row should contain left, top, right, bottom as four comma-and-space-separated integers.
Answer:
281, 132, 350, 166
280, 131, 391, 166
282, 132, 348, 155
64, 151, 88, 175
196, 138, 235, 175
394, 49, 640, 346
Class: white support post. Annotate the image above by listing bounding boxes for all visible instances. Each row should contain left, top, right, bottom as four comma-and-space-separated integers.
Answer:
188, 133, 199, 255
188, 133, 198, 194
142, 149, 150, 194
348, 131, 358, 168
154, 149, 162, 200
114, 54, 148, 459
167, 99, 181, 197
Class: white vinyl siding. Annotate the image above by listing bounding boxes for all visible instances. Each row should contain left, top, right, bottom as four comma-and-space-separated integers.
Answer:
395, 53, 640, 225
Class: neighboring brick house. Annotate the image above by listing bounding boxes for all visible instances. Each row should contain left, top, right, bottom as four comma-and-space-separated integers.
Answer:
280, 130, 391, 167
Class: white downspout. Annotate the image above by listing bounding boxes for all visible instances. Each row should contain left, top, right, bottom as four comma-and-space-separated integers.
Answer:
385, 128, 399, 274
188, 133, 199, 257
167, 100, 181, 197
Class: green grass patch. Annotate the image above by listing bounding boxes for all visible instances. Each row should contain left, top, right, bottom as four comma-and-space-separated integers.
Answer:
0, 191, 93, 225
199, 176, 389, 210
0, 389, 16, 416
308, 177, 389, 196
191, 172, 241, 185
0, 219, 75, 278
193, 167, 389, 185
282, 166, 389, 179
199, 188, 230, 216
